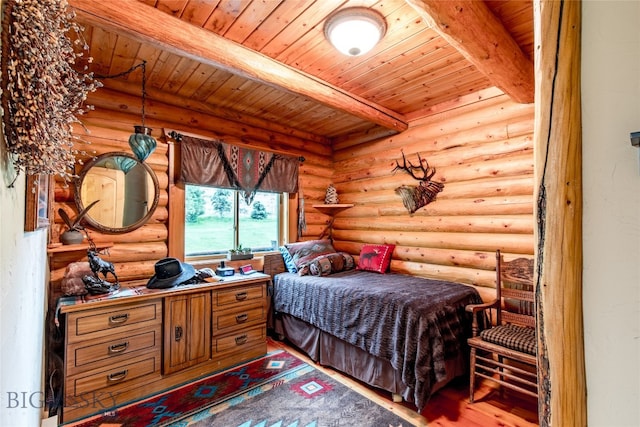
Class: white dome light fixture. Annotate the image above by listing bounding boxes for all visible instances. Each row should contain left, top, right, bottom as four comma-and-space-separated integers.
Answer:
324, 7, 386, 57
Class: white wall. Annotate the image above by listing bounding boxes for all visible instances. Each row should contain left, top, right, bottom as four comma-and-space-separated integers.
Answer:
0, 9, 48, 427
0, 0, 51, 422
0, 161, 49, 424
582, 1, 640, 426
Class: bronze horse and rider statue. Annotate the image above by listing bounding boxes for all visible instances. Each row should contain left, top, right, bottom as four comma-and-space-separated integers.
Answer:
82, 249, 120, 295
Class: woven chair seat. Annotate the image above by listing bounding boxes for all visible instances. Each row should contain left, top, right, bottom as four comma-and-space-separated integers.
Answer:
480, 323, 536, 355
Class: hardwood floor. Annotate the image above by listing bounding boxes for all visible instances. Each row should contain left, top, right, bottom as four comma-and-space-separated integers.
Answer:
421, 378, 539, 427
268, 338, 539, 427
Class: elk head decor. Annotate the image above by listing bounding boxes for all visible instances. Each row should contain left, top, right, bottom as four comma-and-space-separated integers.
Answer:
392, 151, 444, 214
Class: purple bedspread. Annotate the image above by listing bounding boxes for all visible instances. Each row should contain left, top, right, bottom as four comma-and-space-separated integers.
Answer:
273, 269, 482, 409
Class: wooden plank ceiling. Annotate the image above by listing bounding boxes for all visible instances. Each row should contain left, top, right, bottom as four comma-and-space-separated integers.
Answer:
69, 0, 533, 146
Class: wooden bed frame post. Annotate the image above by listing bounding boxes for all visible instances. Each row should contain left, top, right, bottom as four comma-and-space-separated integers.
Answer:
533, 1, 586, 425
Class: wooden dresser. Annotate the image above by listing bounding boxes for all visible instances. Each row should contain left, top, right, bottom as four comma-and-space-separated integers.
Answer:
211, 281, 268, 370
58, 273, 270, 423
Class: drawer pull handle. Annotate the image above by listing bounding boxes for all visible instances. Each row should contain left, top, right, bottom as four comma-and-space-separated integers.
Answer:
175, 326, 183, 342
107, 370, 128, 382
235, 334, 248, 345
108, 342, 129, 354
235, 292, 248, 301
235, 314, 248, 323
109, 313, 129, 324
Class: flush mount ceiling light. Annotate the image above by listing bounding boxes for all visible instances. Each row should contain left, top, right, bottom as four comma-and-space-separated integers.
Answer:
324, 7, 386, 57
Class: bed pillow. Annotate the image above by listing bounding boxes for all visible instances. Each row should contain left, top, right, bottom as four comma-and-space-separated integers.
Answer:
284, 239, 336, 271
356, 244, 395, 274
279, 246, 298, 273
301, 252, 356, 277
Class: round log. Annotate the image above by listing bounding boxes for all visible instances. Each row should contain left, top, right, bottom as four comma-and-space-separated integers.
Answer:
388, 259, 495, 287
84, 223, 168, 244
99, 78, 328, 145
71, 140, 169, 171
334, 152, 533, 188
84, 110, 331, 168
332, 229, 534, 255
300, 163, 333, 179
55, 179, 170, 204
336, 183, 533, 207
335, 241, 497, 270
96, 242, 168, 263
333, 214, 533, 234
49, 241, 167, 270
534, 1, 585, 424
54, 202, 168, 227
332, 195, 533, 217
435, 176, 533, 199
333, 134, 533, 184
298, 224, 326, 239
334, 96, 533, 161
71, 128, 170, 155
86, 89, 333, 159
379, 195, 534, 216
51, 259, 158, 283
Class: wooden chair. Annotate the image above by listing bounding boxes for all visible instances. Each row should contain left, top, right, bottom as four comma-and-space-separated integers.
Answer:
466, 250, 537, 403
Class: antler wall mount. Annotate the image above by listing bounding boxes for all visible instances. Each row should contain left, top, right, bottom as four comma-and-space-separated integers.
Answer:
392, 151, 444, 214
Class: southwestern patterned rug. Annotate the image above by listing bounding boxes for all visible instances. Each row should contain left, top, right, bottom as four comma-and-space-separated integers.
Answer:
68, 350, 415, 427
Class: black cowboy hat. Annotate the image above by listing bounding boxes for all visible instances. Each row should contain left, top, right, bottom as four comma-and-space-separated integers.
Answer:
146, 257, 196, 289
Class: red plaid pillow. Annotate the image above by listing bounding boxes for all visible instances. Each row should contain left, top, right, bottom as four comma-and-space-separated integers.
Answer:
356, 244, 395, 274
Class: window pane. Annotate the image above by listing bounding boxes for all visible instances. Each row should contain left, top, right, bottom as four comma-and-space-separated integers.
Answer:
185, 186, 234, 256
239, 192, 279, 252
185, 186, 280, 257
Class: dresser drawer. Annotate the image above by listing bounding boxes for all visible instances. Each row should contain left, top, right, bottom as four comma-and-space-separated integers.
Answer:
66, 325, 161, 376
212, 284, 265, 309
66, 353, 161, 399
212, 301, 266, 336
67, 300, 161, 343
212, 325, 266, 357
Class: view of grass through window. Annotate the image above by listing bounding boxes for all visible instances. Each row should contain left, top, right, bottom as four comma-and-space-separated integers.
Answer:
185, 185, 279, 256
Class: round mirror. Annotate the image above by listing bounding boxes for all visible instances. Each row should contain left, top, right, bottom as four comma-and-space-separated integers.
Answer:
75, 152, 160, 234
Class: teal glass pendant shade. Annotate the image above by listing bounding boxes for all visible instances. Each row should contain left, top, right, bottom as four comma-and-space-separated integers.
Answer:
128, 125, 157, 162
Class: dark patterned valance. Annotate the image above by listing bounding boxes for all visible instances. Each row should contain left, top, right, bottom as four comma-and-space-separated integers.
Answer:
180, 135, 300, 204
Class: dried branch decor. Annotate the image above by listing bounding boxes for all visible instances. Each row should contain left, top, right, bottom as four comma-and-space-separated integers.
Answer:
392, 151, 444, 214
1, 0, 101, 184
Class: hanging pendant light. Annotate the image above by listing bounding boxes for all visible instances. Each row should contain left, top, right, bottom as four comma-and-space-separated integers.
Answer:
128, 60, 157, 162
324, 7, 387, 57
129, 124, 156, 163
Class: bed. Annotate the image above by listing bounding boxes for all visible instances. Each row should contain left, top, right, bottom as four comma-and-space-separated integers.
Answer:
263, 243, 482, 410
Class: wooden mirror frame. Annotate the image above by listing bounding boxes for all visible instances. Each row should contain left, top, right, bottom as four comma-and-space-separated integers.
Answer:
74, 152, 160, 234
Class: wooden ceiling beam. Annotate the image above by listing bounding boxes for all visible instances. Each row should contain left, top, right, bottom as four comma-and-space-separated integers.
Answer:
68, 0, 408, 133
406, 0, 534, 104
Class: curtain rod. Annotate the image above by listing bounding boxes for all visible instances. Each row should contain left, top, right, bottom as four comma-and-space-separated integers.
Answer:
168, 130, 305, 163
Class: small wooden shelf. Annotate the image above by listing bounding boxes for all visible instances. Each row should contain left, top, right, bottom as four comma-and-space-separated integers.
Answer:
312, 204, 353, 239
47, 242, 114, 254
312, 203, 354, 212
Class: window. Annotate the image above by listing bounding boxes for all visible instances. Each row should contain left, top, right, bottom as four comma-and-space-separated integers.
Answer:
184, 185, 283, 258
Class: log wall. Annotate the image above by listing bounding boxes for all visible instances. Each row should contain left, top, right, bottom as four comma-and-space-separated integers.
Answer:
330, 91, 535, 300
48, 87, 333, 297
48, 86, 534, 304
